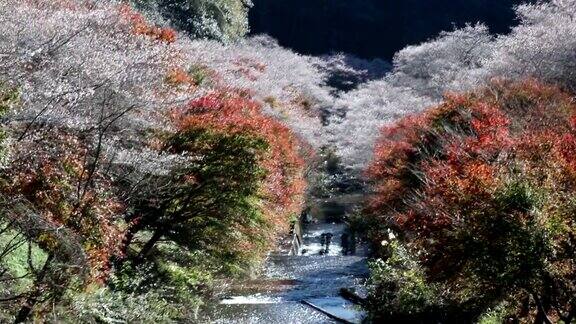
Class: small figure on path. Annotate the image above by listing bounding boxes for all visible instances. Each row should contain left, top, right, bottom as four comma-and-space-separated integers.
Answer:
318, 232, 333, 255
302, 207, 313, 224
319, 233, 327, 255
341, 232, 350, 255
324, 232, 333, 255
349, 231, 357, 255
341, 229, 357, 255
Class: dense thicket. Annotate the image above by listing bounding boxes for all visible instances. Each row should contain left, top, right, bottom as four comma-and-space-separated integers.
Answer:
360, 0, 576, 322
0, 0, 327, 321
3, 0, 576, 322
366, 80, 576, 322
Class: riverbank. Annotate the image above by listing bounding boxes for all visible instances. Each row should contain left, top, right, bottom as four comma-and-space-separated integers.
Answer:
201, 192, 369, 323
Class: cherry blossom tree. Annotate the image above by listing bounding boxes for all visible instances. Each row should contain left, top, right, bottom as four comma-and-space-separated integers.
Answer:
487, 0, 576, 91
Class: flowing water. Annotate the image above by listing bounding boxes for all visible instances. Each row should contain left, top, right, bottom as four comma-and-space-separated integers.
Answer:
202, 195, 369, 323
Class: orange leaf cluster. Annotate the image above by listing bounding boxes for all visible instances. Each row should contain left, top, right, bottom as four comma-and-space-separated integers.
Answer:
165, 67, 198, 91
118, 4, 176, 44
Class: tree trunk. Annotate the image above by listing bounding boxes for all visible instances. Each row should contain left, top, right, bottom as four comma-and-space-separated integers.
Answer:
14, 253, 54, 323
110, 221, 140, 273
118, 218, 145, 259
563, 307, 575, 324
533, 294, 553, 324
133, 228, 164, 265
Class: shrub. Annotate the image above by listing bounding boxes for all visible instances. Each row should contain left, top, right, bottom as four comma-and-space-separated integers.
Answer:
54, 262, 195, 323
367, 232, 443, 322
116, 90, 307, 292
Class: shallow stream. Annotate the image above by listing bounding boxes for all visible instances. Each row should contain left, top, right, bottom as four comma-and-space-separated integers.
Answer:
203, 196, 369, 323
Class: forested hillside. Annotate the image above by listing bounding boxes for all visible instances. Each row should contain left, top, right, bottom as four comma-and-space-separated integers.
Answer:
250, 0, 533, 59
130, 0, 252, 42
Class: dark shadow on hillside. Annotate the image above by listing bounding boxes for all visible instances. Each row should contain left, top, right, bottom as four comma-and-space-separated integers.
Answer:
250, 0, 536, 59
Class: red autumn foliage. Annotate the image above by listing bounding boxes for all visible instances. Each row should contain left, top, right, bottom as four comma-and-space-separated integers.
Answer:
118, 5, 176, 44
0, 131, 125, 282
366, 79, 576, 320
367, 79, 576, 238
170, 90, 307, 231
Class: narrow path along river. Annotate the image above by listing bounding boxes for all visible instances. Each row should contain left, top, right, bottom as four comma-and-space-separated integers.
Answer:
202, 194, 369, 324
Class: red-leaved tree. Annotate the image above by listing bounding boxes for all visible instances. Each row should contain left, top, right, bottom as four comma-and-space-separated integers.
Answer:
366, 79, 576, 323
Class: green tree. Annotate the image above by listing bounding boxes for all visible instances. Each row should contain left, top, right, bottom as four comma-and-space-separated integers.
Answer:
124, 129, 271, 273
133, 0, 252, 42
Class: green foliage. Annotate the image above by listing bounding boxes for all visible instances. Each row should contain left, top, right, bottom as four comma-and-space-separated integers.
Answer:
128, 129, 273, 283
59, 254, 207, 323
164, 129, 270, 258
132, 0, 252, 42
0, 221, 49, 321
477, 301, 514, 324
367, 234, 442, 321
494, 180, 541, 213
459, 181, 549, 288
155, 243, 215, 289
188, 64, 211, 86
0, 85, 19, 116
99, 127, 282, 321
0, 85, 18, 166
0, 225, 48, 286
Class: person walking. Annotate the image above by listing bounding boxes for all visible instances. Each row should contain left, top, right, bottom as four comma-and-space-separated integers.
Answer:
341, 232, 350, 255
